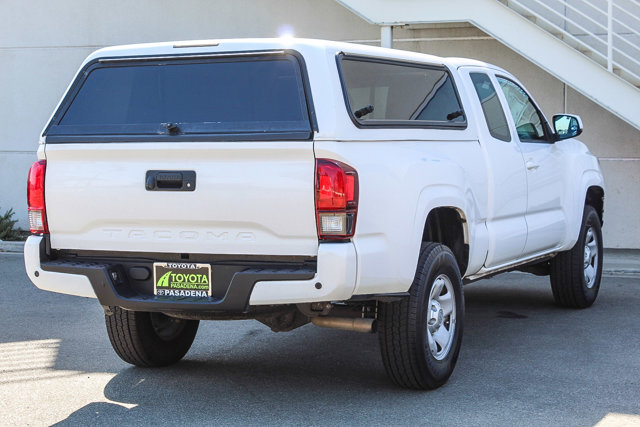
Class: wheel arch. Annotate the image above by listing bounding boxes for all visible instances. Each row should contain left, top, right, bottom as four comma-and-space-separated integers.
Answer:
564, 167, 605, 249
421, 206, 470, 276
585, 185, 604, 225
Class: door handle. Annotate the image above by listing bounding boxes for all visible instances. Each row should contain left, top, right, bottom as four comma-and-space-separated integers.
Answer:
145, 170, 196, 191
526, 161, 539, 171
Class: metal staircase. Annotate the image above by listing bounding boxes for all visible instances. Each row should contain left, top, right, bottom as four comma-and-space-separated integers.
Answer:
336, 0, 640, 130
500, 0, 640, 87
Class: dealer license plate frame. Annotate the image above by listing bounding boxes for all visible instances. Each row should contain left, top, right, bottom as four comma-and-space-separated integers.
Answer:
153, 262, 212, 298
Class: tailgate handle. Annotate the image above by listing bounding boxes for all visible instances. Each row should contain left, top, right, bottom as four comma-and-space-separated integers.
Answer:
145, 170, 196, 191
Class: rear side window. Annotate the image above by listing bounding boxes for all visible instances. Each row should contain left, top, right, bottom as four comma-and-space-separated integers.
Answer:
45, 53, 313, 141
470, 73, 511, 142
338, 56, 466, 128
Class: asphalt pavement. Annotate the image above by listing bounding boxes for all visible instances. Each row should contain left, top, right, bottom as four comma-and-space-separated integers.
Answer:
0, 251, 638, 426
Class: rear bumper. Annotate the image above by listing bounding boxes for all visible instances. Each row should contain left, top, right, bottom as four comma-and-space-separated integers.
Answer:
24, 235, 357, 312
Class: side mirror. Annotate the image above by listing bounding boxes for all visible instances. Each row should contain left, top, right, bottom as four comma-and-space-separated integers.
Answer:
552, 114, 583, 141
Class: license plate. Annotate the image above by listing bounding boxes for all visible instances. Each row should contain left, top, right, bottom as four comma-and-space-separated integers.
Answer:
153, 262, 211, 298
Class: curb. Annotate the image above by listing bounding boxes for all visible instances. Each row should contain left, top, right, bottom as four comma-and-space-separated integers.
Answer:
0, 240, 25, 253
603, 269, 640, 276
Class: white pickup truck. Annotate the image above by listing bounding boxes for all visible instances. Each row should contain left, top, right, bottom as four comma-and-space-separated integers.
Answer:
24, 38, 605, 390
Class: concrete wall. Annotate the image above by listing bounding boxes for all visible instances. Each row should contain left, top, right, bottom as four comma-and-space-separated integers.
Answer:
1, 1, 638, 248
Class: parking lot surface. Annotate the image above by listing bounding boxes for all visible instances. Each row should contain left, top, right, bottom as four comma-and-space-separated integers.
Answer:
0, 251, 638, 426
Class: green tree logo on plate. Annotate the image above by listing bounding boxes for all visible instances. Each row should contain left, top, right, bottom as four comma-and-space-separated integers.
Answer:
157, 271, 172, 288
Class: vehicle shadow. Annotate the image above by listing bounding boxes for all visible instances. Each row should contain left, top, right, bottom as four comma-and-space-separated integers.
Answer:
52, 326, 397, 426
52, 273, 638, 426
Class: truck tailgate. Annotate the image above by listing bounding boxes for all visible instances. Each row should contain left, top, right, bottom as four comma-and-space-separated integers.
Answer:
44, 141, 318, 256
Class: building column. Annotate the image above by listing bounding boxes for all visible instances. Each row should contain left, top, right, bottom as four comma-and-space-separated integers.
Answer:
381, 25, 393, 48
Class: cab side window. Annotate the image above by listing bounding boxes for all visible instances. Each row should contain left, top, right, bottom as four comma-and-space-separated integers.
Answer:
497, 77, 547, 142
470, 73, 511, 142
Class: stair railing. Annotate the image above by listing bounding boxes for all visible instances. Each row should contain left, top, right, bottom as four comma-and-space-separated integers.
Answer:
503, 0, 640, 85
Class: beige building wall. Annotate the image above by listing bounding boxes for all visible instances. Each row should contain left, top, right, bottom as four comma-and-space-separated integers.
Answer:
1, 1, 638, 248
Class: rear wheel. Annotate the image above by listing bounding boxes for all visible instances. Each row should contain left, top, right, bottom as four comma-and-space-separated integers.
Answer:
550, 204, 603, 308
105, 307, 199, 367
378, 242, 464, 390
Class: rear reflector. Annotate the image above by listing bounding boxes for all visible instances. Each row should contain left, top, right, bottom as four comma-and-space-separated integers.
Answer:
319, 213, 347, 234
27, 160, 48, 234
315, 159, 358, 240
28, 211, 46, 232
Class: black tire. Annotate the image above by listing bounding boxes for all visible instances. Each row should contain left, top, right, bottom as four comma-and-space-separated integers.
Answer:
378, 242, 464, 390
550, 204, 603, 308
105, 307, 199, 367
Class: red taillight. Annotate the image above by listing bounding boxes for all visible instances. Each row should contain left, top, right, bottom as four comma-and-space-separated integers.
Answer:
27, 160, 48, 234
315, 159, 358, 240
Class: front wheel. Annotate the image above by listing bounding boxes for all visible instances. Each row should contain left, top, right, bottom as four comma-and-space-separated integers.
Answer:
378, 242, 464, 390
105, 307, 199, 367
549, 204, 603, 308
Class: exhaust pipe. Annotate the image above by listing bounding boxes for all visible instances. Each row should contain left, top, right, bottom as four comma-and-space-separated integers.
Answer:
311, 317, 376, 333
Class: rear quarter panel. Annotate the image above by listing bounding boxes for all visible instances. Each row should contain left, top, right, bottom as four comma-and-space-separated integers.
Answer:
314, 137, 488, 295
311, 52, 490, 294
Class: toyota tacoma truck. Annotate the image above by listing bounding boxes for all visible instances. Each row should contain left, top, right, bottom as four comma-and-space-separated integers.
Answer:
24, 38, 605, 390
